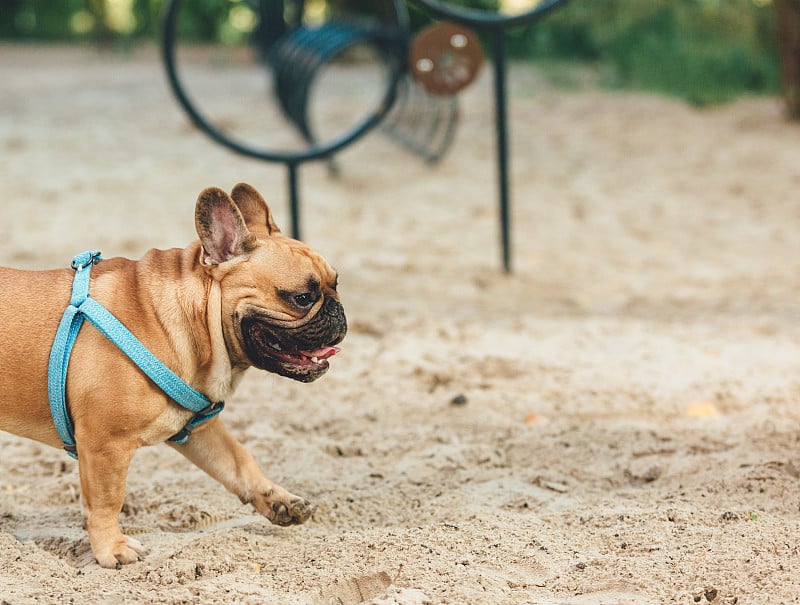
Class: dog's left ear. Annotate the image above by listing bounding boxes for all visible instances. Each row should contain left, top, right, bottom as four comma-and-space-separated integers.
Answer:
195, 187, 257, 265
231, 183, 281, 237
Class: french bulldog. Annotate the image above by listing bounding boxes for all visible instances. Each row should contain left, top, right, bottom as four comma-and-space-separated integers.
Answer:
0, 183, 346, 568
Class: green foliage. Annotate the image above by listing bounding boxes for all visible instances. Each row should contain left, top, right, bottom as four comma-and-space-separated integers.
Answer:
0, 0, 782, 105
171, 0, 230, 42
408, 0, 499, 31
0, 0, 89, 40
509, 0, 780, 105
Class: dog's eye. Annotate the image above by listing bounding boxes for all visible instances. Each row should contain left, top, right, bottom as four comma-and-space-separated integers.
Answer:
293, 292, 317, 308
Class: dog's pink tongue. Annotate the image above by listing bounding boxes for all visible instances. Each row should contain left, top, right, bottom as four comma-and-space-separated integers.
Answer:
306, 346, 340, 360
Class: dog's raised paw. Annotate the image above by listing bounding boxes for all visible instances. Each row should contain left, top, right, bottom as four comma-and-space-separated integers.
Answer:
271, 498, 313, 526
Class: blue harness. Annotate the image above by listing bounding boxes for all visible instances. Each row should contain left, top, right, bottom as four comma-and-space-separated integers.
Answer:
47, 250, 224, 459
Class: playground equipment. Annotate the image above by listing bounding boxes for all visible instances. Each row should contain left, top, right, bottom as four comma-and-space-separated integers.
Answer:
268, 16, 468, 164
163, 0, 405, 240
408, 0, 570, 272
162, 0, 474, 238
162, 0, 569, 272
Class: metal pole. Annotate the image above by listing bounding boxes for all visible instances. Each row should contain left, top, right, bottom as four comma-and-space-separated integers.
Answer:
491, 27, 512, 273
287, 162, 302, 241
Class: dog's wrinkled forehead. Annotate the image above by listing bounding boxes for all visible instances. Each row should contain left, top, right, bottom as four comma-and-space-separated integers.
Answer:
250, 235, 337, 292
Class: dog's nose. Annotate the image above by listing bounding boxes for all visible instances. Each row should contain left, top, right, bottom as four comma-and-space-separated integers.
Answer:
322, 298, 347, 344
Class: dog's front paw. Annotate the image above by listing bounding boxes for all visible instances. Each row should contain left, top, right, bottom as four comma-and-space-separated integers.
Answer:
270, 497, 314, 526
250, 487, 315, 526
93, 535, 146, 569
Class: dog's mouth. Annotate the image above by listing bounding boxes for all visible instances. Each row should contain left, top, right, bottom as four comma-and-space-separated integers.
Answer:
240, 315, 342, 382
263, 343, 340, 370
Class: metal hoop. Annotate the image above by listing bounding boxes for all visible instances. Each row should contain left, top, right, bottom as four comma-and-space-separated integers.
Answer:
161, 0, 409, 164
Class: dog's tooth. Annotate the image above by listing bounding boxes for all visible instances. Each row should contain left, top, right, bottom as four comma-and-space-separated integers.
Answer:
311, 356, 319, 363
269, 342, 282, 351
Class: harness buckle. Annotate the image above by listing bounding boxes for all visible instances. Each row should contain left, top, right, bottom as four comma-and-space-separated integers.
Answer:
71, 250, 102, 271
167, 401, 225, 444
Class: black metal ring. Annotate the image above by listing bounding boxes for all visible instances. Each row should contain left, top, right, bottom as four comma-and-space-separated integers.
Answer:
409, 0, 569, 30
161, 0, 408, 164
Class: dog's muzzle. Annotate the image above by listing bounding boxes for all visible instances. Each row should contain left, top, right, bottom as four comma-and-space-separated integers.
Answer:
241, 297, 347, 382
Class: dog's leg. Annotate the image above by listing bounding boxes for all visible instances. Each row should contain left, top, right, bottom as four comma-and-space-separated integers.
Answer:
170, 417, 313, 525
77, 442, 145, 568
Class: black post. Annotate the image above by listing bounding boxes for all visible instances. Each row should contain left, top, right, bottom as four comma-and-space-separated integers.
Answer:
287, 162, 302, 240
491, 26, 511, 273
256, 0, 286, 62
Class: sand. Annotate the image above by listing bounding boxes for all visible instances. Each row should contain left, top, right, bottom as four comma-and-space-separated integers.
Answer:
1, 43, 800, 604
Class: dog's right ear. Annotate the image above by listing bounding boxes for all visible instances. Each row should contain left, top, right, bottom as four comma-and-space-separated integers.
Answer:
231, 183, 281, 237
195, 187, 257, 265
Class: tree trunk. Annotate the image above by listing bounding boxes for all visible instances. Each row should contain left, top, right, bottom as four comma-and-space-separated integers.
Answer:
776, 0, 800, 118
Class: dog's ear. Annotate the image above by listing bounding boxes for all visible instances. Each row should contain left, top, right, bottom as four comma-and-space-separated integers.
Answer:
195, 187, 258, 265
231, 183, 281, 236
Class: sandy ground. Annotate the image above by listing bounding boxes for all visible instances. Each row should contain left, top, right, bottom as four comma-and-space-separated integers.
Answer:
2, 43, 800, 604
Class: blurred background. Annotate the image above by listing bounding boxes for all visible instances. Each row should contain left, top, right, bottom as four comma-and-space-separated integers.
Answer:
1, 0, 797, 110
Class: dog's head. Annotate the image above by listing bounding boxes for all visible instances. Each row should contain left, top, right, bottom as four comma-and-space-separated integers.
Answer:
195, 183, 346, 383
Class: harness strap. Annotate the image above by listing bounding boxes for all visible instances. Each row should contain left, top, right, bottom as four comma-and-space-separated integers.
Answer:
47, 250, 224, 459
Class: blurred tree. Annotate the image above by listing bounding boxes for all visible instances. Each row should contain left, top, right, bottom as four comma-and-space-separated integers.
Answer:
85, 0, 112, 45
510, 0, 779, 105
0, 0, 86, 39
0, 0, 783, 106
0, 0, 25, 38
776, 0, 800, 117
